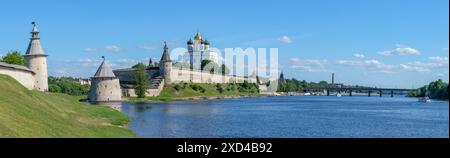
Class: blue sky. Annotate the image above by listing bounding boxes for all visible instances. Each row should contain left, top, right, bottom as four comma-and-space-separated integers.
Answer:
0, 0, 448, 88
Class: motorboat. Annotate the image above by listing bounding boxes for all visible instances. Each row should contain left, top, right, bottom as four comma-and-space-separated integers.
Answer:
418, 97, 431, 103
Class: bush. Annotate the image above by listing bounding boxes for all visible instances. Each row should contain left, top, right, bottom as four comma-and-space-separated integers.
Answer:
216, 83, 224, 93
190, 84, 206, 93
48, 84, 61, 93
173, 84, 183, 91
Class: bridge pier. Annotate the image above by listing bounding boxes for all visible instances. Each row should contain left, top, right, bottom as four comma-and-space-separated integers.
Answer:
391, 91, 394, 97
327, 90, 330, 96
379, 90, 382, 97
368, 91, 371, 97
349, 90, 353, 96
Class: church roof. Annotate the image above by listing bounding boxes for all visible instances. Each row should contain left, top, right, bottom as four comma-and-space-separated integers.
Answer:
25, 22, 47, 56
187, 38, 193, 45
160, 42, 171, 62
194, 32, 203, 41
93, 57, 116, 78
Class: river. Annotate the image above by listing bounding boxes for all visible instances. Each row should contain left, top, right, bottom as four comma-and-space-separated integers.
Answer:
118, 96, 449, 138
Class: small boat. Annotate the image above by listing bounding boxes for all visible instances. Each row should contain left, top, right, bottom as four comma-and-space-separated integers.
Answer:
336, 93, 342, 97
304, 93, 311, 96
418, 97, 431, 103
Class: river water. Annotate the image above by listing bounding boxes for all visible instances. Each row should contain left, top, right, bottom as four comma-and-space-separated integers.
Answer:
119, 96, 449, 138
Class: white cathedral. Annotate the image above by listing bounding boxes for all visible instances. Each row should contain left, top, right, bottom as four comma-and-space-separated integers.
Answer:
183, 32, 220, 69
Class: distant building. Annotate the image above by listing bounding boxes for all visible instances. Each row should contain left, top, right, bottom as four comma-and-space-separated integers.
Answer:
183, 32, 220, 69
0, 22, 48, 92
74, 78, 91, 85
334, 83, 344, 88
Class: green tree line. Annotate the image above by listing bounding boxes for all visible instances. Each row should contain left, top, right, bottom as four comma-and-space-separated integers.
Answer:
408, 79, 449, 100
277, 78, 373, 93
48, 77, 90, 96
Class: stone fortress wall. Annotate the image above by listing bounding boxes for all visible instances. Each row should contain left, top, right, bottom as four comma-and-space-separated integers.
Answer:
114, 67, 257, 85
170, 68, 257, 84
0, 62, 35, 90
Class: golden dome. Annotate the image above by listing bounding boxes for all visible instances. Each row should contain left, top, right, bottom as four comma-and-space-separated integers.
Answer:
194, 32, 203, 41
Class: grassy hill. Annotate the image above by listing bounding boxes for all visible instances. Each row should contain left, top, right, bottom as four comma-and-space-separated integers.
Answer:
0, 74, 136, 138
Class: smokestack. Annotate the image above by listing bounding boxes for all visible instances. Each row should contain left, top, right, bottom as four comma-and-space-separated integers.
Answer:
332, 73, 335, 84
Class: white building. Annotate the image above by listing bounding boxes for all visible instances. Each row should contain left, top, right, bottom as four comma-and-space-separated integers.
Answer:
183, 32, 220, 69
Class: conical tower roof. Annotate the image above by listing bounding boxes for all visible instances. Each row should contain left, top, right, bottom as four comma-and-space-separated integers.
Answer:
160, 42, 171, 62
93, 57, 116, 78
25, 22, 47, 56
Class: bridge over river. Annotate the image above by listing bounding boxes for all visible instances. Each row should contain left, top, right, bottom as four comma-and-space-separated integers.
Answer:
304, 87, 414, 97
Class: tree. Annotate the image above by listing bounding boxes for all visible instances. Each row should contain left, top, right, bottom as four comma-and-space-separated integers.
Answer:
408, 79, 449, 100
48, 84, 61, 93
132, 63, 149, 98
47, 77, 90, 96
1, 51, 26, 66
201, 60, 219, 74
220, 64, 230, 75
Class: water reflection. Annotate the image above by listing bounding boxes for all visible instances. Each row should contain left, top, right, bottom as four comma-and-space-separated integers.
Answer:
89, 102, 124, 112
121, 97, 449, 138
126, 103, 152, 112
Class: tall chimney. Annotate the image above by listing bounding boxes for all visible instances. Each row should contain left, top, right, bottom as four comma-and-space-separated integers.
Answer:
332, 73, 335, 84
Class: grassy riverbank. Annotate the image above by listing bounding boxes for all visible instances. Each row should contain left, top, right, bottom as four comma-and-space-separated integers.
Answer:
0, 74, 136, 138
125, 82, 261, 102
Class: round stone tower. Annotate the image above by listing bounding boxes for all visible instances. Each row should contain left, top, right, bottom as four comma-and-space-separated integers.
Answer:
88, 57, 122, 103
23, 22, 48, 92
160, 42, 172, 85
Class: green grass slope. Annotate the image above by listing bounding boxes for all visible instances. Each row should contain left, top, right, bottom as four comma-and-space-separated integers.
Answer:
127, 83, 261, 102
0, 74, 136, 138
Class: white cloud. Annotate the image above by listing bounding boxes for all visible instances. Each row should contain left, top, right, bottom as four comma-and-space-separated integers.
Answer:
435, 73, 446, 77
83, 48, 98, 52
84, 45, 122, 53
402, 56, 449, 70
378, 44, 421, 56
278, 36, 293, 44
428, 56, 449, 65
354, 53, 365, 58
336, 59, 396, 74
399, 63, 431, 73
290, 58, 327, 72
336, 55, 449, 74
137, 44, 156, 51
104, 45, 121, 52
444, 47, 449, 52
